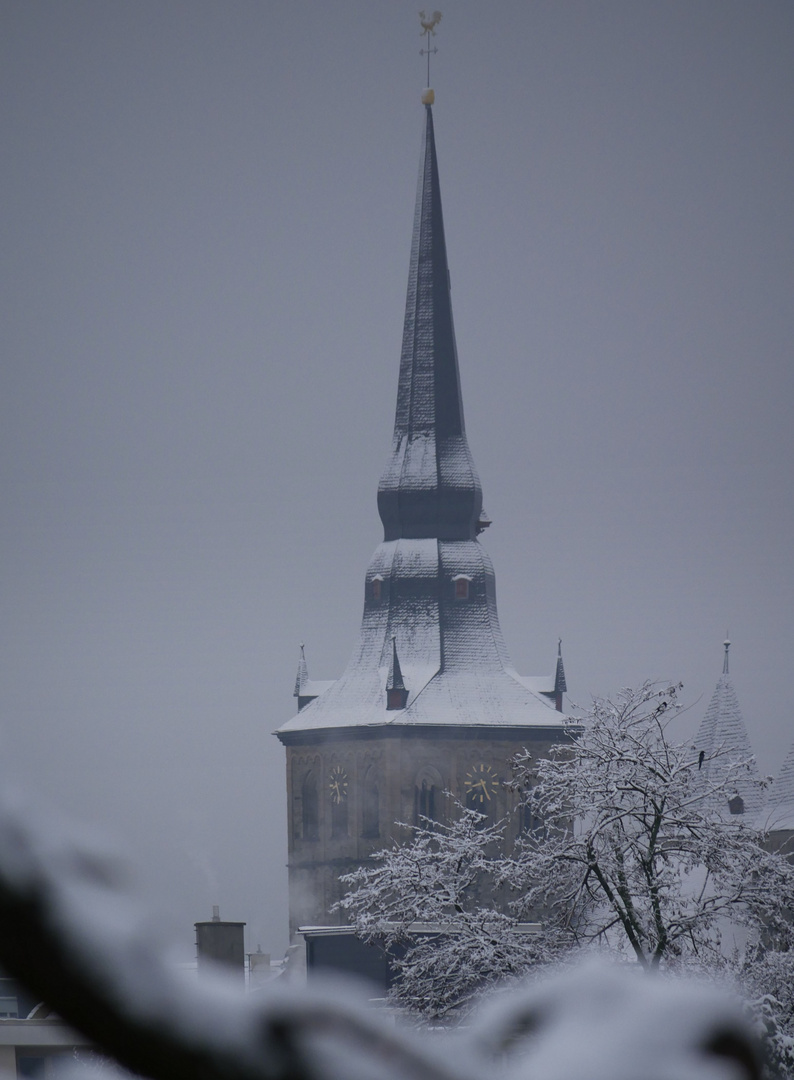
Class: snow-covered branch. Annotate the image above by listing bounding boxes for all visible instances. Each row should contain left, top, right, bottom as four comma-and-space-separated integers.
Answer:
340, 683, 794, 1029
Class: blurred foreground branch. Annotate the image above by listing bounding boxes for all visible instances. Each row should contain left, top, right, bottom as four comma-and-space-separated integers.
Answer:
0, 789, 765, 1080
0, 791, 456, 1080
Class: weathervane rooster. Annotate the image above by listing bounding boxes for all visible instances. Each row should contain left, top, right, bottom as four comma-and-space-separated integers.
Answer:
419, 11, 442, 35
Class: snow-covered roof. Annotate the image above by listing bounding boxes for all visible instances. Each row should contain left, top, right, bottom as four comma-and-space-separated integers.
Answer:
519, 641, 567, 697
760, 742, 794, 831
692, 643, 761, 816
519, 675, 556, 695
278, 537, 566, 738
297, 679, 335, 699
279, 668, 564, 737
770, 741, 794, 805
293, 643, 336, 700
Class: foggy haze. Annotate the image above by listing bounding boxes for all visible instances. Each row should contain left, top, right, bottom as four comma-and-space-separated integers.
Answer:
1, 2, 792, 959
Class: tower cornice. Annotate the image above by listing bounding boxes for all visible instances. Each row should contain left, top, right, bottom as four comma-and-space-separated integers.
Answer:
276, 723, 574, 748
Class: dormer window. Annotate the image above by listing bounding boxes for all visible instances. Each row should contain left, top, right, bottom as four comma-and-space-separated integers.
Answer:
387, 687, 408, 709
452, 574, 472, 600
728, 795, 744, 815
371, 575, 384, 601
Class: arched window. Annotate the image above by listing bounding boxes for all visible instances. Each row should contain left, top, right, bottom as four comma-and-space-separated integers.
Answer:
301, 771, 319, 841
452, 574, 472, 600
728, 795, 745, 816
414, 766, 443, 828
331, 797, 348, 837
362, 766, 380, 839
516, 779, 545, 839
415, 781, 435, 826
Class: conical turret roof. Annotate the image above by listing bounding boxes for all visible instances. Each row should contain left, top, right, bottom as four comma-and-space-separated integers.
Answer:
693, 641, 761, 816
765, 743, 794, 830
293, 643, 309, 698
555, 639, 567, 695
386, 636, 407, 692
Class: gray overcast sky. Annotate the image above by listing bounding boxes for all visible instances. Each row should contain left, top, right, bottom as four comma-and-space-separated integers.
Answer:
2, 1, 792, 958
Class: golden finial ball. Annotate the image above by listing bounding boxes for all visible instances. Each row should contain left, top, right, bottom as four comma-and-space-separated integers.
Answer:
421, 88, 435, 105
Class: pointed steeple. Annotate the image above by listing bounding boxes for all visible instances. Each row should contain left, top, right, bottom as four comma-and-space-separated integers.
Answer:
554, 639, 567, 710
292, 643, 334, 713
386, 636, 409, 710
377, 104, 484, 542
293, 643, 309, 699
693, 640, 761, 815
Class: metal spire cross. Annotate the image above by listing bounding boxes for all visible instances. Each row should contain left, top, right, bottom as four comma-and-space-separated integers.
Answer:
419, 11, 442, 87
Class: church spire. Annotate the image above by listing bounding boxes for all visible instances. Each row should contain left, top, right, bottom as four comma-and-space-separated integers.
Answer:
377, 103, 484, 542
278, 100, 566, 739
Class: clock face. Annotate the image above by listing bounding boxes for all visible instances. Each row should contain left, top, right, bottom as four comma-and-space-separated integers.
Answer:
464, 763, 499, 804
328, 765, 349, 804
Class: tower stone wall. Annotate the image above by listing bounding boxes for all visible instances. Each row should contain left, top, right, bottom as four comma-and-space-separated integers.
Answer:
282, 727, 565, 936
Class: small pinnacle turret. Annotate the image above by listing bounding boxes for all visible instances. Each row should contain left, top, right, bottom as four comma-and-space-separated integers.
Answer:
386, 637, 409, 710
554, 639, 567, 709
293, 643, 308, 699
293, 643, 334, 712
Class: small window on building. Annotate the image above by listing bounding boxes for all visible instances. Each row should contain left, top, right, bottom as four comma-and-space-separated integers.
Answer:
414, 780, 436, 828
371, 575, 384, 601
362, 767, 380, 839
414, 766, 443, 828
301, 772, 319, 840
453, 574, 472, 600
519, 797, 545, 840
728, 795, 745, 816
387, 687, 408, 709
331, 794, 348, 838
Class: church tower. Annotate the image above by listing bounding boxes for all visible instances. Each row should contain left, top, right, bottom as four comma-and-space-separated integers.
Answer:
276, 100, 568, 937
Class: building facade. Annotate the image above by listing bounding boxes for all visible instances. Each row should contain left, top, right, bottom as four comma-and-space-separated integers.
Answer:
276, 100, 568, 937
